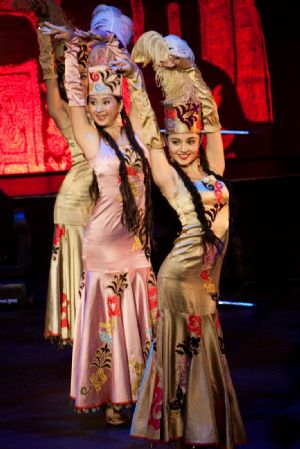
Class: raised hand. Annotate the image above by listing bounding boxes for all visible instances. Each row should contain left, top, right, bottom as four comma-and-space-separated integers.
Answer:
39, 21, 74, 41
160, 54, 193, 70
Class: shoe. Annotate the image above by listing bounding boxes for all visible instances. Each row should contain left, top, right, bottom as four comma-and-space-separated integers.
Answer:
105, 404, 127, 426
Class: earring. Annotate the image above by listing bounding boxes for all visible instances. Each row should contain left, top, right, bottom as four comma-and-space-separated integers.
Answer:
116, 112, 123, 127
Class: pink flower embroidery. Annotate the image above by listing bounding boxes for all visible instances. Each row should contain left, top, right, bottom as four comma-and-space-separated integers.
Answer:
187, 315, 202, 336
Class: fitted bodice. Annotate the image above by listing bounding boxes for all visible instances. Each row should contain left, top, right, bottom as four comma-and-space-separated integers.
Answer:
166, 172, 229, 241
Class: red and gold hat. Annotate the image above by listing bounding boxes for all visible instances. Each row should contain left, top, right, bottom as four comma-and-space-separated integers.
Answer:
132, 31, 220, 135
164, 102, 202, 134
88, 65, 122, 96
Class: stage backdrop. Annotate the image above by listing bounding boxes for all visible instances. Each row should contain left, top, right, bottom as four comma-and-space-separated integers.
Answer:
0, 0, 273, 177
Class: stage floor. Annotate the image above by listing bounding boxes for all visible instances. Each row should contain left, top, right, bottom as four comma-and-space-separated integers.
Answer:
0, 281, 299, 449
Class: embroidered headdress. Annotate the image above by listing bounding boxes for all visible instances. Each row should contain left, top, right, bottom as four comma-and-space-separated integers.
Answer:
88, 43, 123, 97
132, 31, 220, 134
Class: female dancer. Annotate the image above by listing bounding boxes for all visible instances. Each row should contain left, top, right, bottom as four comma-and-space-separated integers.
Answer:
56, 30, 159, 424
31, 0, 93, 345
127, 32, 247, 447
37, 2, 134, 346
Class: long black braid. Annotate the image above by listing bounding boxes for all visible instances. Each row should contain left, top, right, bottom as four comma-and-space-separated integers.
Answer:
120, 108, 153, 252
89, 104, 152, 254
199, 145, 236, 226
170, 158, 223, 255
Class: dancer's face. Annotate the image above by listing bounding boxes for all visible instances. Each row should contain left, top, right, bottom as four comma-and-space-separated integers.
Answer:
88, 94, 122, 127
166, 132, 201, 166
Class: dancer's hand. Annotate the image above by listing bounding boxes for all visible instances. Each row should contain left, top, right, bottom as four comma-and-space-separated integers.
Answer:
108, 58, 136, 77
74, 28, 114, 42
160, 54, 193, 70
38, 21, 74, 41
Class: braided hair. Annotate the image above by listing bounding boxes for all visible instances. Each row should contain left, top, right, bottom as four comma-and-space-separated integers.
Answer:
89, 101, 152, 254
169, 145, 233, 255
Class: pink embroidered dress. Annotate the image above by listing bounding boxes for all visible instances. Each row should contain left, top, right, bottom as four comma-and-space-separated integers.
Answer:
131, 171, 246, 448
70, 133, 158, 411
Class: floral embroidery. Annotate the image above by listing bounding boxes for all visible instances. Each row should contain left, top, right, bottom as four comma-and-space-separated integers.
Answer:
187, 315, 202, 336
106, 273, 128, 317
129, 360, 145, 396
200, 269, 219, 302
99, 331, 112, 345
107, 294, 121, 318
148, 272, 158, 325
90, 368, 108, 392
214, 180, 223, 203
169, 384, 186, 417
51, 224, 65, 260
123, 147, 142, 172
131, 235, 143, 252
175, 336, 200, 357
81, 344, 112, 395
148, 372, 163, 430
53, 224, 65, 246
60, 292, 70, 330
99, 317, 117, 337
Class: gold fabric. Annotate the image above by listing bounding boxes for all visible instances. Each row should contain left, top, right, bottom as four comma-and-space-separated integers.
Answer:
186, 65, 221, 133
131, 173, 247, 447
45, 125, 93, 344
126, 66, 164, 150
37, 28, 57, 81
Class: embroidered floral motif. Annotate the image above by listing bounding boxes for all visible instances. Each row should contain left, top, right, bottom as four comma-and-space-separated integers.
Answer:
106, 273, 128, 318
123, 147, 142, 171
187, 315, 202, 336
148, 271, 158, 325
51, 224, 65, 260
175, 336, 200, 357
81, 344, 112, 395
99, 317, 117, 335
53, 224, 65, 246
200, 269, 219, 302
214, 180, 223, 203
107, 294, 121, 318
169, 384, 186, 417
129, 360, 145, 396
90, 368, 108, 392
60, 292, 70, 330
131, 235, 143, 252
148, 372, 163, 430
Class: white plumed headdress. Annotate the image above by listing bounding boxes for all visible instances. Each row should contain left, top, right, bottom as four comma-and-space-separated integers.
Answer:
90, 4, 133, 48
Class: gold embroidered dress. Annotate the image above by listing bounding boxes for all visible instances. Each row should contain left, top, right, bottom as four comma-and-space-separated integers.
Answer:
131, 171, 246, 448
45, 125, 93, 344
70, 134, 158, 411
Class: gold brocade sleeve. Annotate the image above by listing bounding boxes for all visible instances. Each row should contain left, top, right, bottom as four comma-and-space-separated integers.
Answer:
186, 65, 221, 133
37, 27, 57, 81
125, 66, 164, 150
